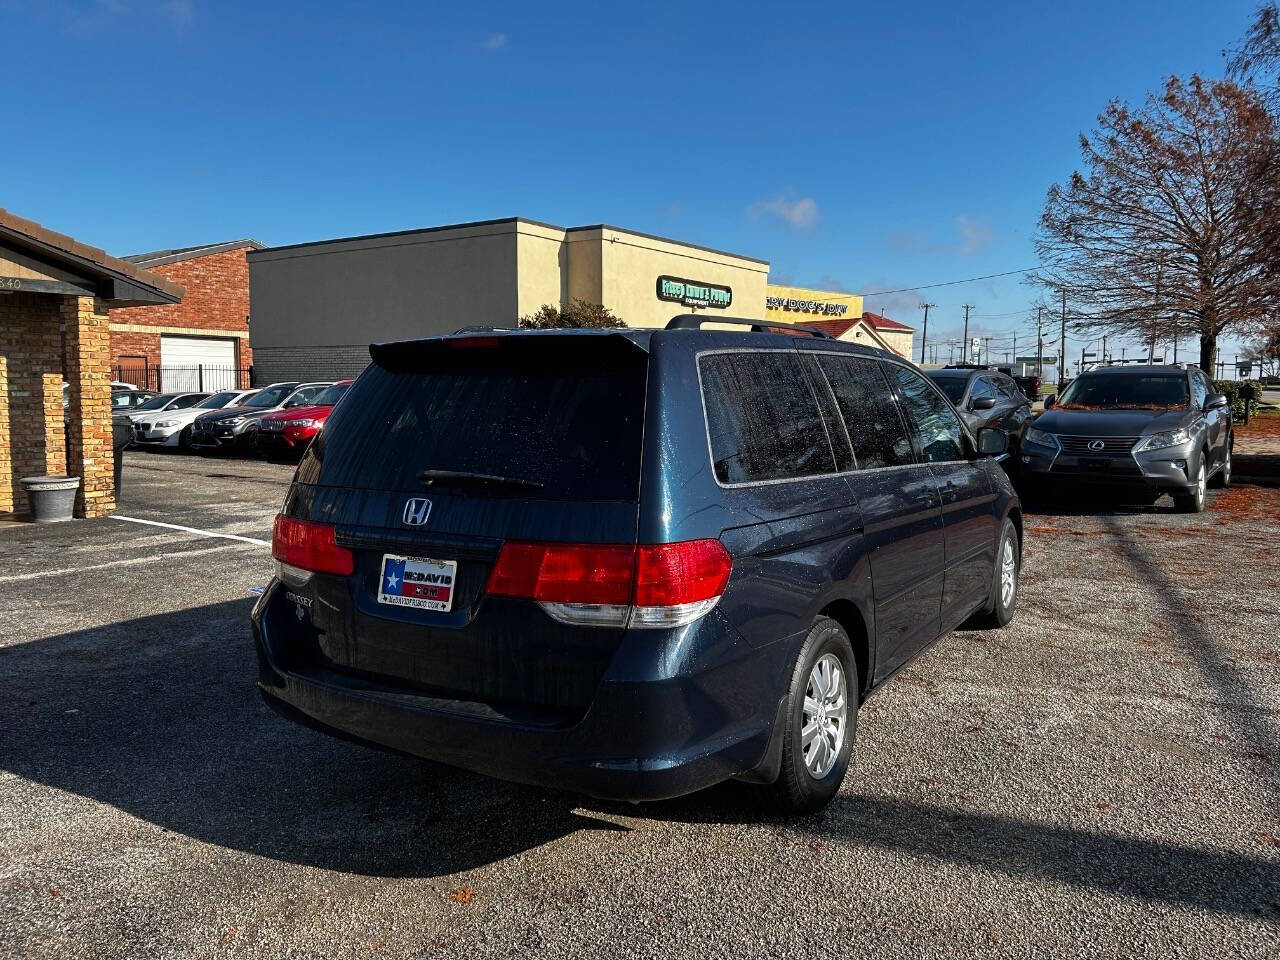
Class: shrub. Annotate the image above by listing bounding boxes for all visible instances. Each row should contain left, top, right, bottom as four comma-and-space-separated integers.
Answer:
518, 300, 625, 329
1212, 379, 1265, 421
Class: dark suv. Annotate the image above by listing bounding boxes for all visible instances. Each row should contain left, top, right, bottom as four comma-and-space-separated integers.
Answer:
253, 318, 1023, 813
1020, 364, 1232, 512
925, 367, 1032, 463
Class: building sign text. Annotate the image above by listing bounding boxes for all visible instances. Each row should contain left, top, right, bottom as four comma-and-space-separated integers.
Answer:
657, 276, 733, 309
765, 295, 848, 317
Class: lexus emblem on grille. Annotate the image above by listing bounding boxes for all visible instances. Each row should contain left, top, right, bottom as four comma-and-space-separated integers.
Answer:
1087, 440, 1106, 451
402, 498, 432, 526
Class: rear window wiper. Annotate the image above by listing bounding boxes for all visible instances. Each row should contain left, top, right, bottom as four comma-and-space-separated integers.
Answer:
418, 469, 544, 491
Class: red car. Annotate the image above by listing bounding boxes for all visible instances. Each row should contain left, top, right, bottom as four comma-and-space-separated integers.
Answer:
253, 380, 352, 459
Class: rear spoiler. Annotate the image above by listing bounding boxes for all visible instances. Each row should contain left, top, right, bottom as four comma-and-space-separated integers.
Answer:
369, 330, 648, 371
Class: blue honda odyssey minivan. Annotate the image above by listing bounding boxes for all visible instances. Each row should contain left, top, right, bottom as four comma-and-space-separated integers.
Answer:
253, 316, 1022, 813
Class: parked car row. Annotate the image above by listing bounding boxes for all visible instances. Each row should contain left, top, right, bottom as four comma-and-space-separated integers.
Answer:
115, 380, 352, 459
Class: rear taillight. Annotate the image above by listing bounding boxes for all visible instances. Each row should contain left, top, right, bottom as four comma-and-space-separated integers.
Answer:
272, 515, 354, 576
486, 539, 732, 629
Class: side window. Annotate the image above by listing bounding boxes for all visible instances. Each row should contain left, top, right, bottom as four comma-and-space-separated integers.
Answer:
699, 352, 837, 484
172, 395, 202, 409
1190, 372, 1208, 409
969, 377, 999, 404
995, 376, 1021, 400
816, 355, 916, 470
888, 363, 967, 463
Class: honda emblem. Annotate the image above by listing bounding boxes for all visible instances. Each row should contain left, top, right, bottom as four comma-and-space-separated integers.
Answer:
1087, 440, 1105, 451
402, 498, 432, 526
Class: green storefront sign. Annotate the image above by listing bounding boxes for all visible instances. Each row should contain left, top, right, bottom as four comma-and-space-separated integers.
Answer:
657, 275, 732, 309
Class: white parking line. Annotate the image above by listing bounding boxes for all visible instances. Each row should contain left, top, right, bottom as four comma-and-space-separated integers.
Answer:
110, 515, 271, 547
0, 543, 258, 584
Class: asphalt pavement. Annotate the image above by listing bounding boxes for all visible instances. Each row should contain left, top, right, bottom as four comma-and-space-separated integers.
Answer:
1, 449, 1277, 958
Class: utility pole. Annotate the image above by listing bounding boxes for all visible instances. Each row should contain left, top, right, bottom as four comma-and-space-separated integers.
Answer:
918, 302, 934, 365
982, 336, 992, 366
962, 305, 973, 362
1036, 306, 1044, 380
1102, 334, 1107, 365
1059, 289, 1068, 388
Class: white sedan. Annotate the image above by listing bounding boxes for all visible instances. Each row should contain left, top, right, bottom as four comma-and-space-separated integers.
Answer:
131, 390, 257, 451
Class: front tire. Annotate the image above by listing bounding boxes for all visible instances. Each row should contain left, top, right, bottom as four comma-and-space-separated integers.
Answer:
1174, 456, 1207, 513
1209, 439, 1232, 489
759, 617, 858, 815
971, 517, 1020, 628
178, 426, 192, 452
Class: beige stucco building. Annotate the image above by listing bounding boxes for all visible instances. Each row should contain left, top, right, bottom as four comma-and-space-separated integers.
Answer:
248, 218, 770, 383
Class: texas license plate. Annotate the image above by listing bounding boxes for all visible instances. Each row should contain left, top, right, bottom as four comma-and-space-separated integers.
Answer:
377, 554, 457, 611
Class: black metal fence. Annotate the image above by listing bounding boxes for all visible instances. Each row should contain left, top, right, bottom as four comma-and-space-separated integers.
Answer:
113, 364, 255, 394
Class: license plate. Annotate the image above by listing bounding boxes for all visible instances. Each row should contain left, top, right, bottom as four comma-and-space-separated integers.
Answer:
1080, 457, 1111, 473
377, 554, 457, 612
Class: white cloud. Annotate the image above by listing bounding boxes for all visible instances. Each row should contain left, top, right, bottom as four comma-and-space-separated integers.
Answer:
955, 215, 993, 255
888, 216, 993, 256
749, 194, 820, 231
482, 32, 507, 51
158, 0, 193, 33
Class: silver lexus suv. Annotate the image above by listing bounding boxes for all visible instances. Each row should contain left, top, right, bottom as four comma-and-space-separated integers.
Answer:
1019, 364, 1232, 512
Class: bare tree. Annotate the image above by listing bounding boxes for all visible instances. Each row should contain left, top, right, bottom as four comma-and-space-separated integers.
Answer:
1228, 2, 1280, 105
1035, 75, 1280, 372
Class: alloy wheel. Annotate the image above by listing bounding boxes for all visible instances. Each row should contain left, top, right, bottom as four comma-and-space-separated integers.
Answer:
802, 653, 848, 779
1000, 536, 1017, 608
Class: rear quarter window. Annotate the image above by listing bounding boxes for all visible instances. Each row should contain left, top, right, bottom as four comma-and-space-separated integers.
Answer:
698, 351, 837, 484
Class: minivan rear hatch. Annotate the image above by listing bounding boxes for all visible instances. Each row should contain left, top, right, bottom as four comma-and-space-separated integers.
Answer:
282, 333, 649, 717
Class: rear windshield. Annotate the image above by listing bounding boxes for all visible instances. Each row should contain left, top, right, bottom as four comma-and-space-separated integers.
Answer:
299, 342, 648, 501
925, 373, 969, 404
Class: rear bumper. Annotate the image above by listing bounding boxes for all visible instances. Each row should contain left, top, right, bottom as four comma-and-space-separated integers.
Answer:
251, 581, 788, 801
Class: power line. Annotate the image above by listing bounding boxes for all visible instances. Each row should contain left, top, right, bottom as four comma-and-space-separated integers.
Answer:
859, 266, 1042, 298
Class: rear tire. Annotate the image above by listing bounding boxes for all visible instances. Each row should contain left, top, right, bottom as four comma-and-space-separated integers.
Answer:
758, 617, 858, 815
1174, 456, 1207, 513
970, 517, 1020, 629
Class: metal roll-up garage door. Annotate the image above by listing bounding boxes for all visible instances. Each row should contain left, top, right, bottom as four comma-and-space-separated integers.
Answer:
160, 336, 238, 392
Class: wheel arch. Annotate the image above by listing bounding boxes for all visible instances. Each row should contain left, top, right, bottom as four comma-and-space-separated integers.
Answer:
817, 599, 871, 701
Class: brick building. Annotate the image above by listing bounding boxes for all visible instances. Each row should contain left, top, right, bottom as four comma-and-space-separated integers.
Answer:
0, 207, 182, 519
109, 239, 261, 392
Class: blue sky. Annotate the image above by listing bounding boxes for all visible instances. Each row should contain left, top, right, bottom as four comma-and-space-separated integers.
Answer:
1, 0, 1263, 365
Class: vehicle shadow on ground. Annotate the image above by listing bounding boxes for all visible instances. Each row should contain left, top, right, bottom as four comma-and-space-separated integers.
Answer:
1100, 515, 1280, 810
0, 599, 624, 880
612, 787, 1280, 921
3, 598, 1276, 922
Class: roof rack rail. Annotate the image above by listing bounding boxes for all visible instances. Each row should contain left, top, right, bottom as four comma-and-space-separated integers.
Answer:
665, 314, 832, 338
452, 325, 515, 335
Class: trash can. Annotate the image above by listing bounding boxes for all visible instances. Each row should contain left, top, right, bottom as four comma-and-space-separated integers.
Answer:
20, 475, 81, 523
113, 419, 132, 497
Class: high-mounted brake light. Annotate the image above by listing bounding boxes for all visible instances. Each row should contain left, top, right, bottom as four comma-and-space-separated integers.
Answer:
485, 539, 732, 629
446, 336, 501, 350
272, 515, 354, 576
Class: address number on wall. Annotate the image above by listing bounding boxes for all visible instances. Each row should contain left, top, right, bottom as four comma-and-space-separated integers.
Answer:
0, 277, 21, 290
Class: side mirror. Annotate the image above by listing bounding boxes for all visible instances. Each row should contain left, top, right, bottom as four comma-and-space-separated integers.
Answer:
1205, 393, 1229, 411
1043, 395, 1056, 408
971, 396, 997, 411
976, 427, 1008, 456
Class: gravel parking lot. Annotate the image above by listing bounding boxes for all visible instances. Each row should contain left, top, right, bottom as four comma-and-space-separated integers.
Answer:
2, 448, 1278, 958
